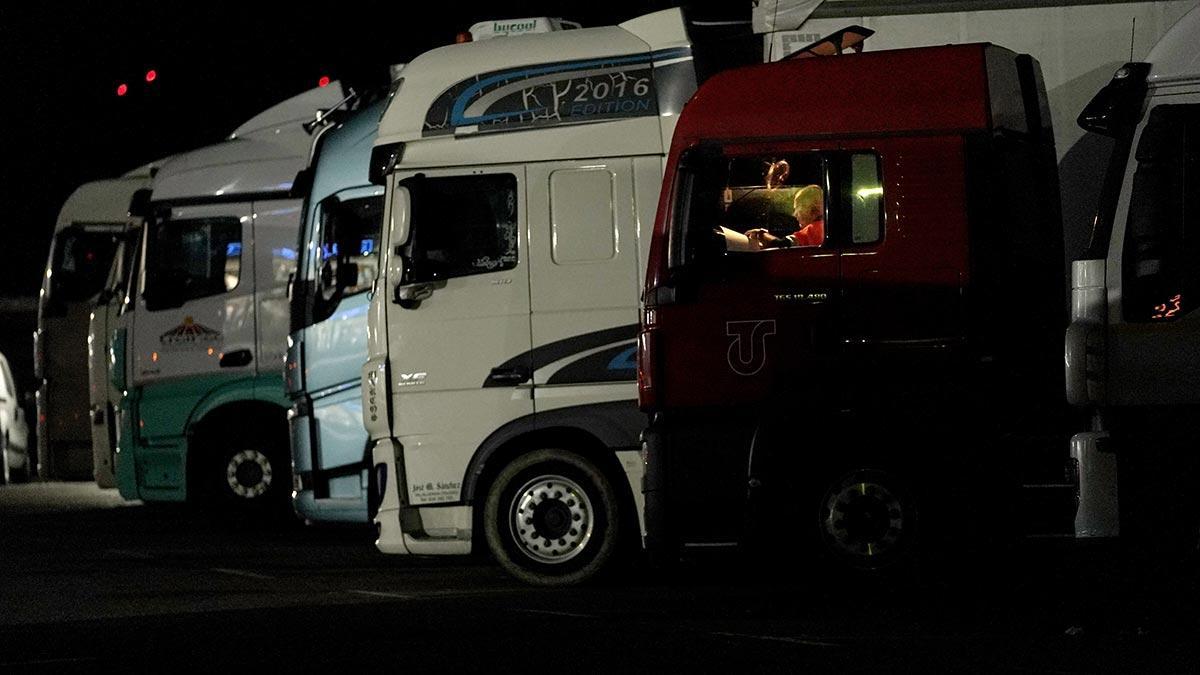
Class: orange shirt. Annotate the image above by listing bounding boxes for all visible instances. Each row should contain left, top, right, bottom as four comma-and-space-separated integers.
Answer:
790, 219, 824, 247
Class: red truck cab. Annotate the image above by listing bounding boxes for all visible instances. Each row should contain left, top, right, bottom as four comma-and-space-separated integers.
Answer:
640, 44, 1074, 571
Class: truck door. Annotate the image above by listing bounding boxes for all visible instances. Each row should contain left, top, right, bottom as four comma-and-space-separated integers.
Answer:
302, 187, 383, 500
835, 140, 961, 406
386, 167, 533, 506
250, 198, 302, 379
659, 149, 839, 411
132, 203, 256, 388
526, 159, 641, 408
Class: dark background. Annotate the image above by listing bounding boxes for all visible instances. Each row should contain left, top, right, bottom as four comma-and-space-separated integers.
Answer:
0, 1, 700, 393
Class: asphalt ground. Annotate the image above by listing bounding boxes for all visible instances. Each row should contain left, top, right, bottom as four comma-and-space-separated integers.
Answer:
0, 482, 1197, 673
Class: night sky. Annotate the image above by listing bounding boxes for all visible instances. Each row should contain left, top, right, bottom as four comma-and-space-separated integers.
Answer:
0, 1, 689, 299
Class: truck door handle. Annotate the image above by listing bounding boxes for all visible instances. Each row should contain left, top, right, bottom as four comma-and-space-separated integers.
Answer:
219, 350, 253, 368
484, 367, 531, 387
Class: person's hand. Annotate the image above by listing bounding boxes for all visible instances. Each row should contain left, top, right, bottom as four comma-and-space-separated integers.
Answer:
745, 228, 771, 250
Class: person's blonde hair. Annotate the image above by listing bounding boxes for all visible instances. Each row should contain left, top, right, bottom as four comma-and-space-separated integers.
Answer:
793, 185, 823, 223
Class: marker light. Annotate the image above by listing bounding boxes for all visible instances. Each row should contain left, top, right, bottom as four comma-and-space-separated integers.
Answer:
116, 83, 128, 96
455, 31, 472, 43
145, 69, 157, 83
318, 76, 331, 87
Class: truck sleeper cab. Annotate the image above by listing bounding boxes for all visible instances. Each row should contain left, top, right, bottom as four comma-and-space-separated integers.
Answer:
363, 9, 756, 585
114, 84, 348, 513
37, 170, 156, 480
288, 98, 387, 524
1067, 6, 1200, 558
640, 44, 1074, 572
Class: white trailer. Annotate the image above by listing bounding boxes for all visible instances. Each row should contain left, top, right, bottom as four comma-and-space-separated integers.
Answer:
772, 0, 1197, 259
1066, 7, 1200, 553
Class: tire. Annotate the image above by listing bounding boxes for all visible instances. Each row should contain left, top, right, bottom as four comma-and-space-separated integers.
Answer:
484, 449, 622, 586
810, 464, 919, 573
206, 429, 291, 520
12, 456, 30, 483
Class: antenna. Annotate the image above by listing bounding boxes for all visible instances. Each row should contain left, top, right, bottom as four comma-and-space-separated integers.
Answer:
1129, 17, 1136, 62
767, 2, 780, 62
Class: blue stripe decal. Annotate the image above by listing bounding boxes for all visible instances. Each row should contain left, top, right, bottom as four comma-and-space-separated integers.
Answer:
607, 345, 637, 371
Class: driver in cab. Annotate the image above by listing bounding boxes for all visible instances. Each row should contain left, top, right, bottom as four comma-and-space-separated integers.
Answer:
746, 184, 824, 249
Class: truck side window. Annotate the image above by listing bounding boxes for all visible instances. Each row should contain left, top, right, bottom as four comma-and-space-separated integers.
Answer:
407, 174, 519, 282
705, 154, 827, 252
143, 218, 242, 310
50, 228, 120, 303
1123, 104, 1200, 322
318, 195, 383, 296
849, 152, 884, 244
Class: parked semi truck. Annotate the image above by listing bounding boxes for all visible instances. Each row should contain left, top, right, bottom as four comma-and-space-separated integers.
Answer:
112, 83, 348, 512
362, 8, 760, 585
1066, 6, 1200, 557
287, 97, 386, 524
36, 167, 157, 480
639, 42, 1074, 570
88, 184, 156, 488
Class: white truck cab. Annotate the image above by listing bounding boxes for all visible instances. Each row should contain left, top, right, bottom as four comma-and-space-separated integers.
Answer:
1066, 7, 1200, 549
363, 9, 724, 585
37, 168, 158, 480
114, 83, 348, 512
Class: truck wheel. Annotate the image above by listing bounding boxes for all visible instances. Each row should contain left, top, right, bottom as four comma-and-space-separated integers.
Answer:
813, 466, 918, 571
208, 434, 290, 518
484, 449, 621, 586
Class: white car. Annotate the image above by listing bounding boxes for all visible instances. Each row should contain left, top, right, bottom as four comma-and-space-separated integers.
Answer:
1, 352, 31, 483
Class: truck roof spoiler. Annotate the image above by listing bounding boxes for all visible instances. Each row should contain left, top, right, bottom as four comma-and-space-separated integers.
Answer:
467, 17, 581, 41
784, 25, 874, 60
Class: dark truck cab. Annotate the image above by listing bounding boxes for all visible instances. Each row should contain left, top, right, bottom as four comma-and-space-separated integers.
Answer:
639, 44, 1075, 570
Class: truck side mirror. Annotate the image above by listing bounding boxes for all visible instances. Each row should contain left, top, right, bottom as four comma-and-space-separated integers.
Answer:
127, 189, 152, 219
391, 186, 412, 246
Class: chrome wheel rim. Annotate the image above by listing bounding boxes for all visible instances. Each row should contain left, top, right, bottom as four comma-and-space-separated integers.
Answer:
509, 474, 593, 564
820, 471, 908, 564
225, 449, 273, 499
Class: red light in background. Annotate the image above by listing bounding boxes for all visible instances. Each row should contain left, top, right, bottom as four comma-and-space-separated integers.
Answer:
116, 83, 128, 96
318, 75, 331, 88
145, 69, 157, 83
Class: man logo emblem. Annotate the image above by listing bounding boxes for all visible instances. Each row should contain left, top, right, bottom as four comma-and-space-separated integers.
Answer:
726, 320, 776, 376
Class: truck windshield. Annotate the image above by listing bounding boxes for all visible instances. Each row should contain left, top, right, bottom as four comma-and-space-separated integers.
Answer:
143, 217, 242, 309
316, 195, 383, 296
49, 228, 120, 303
